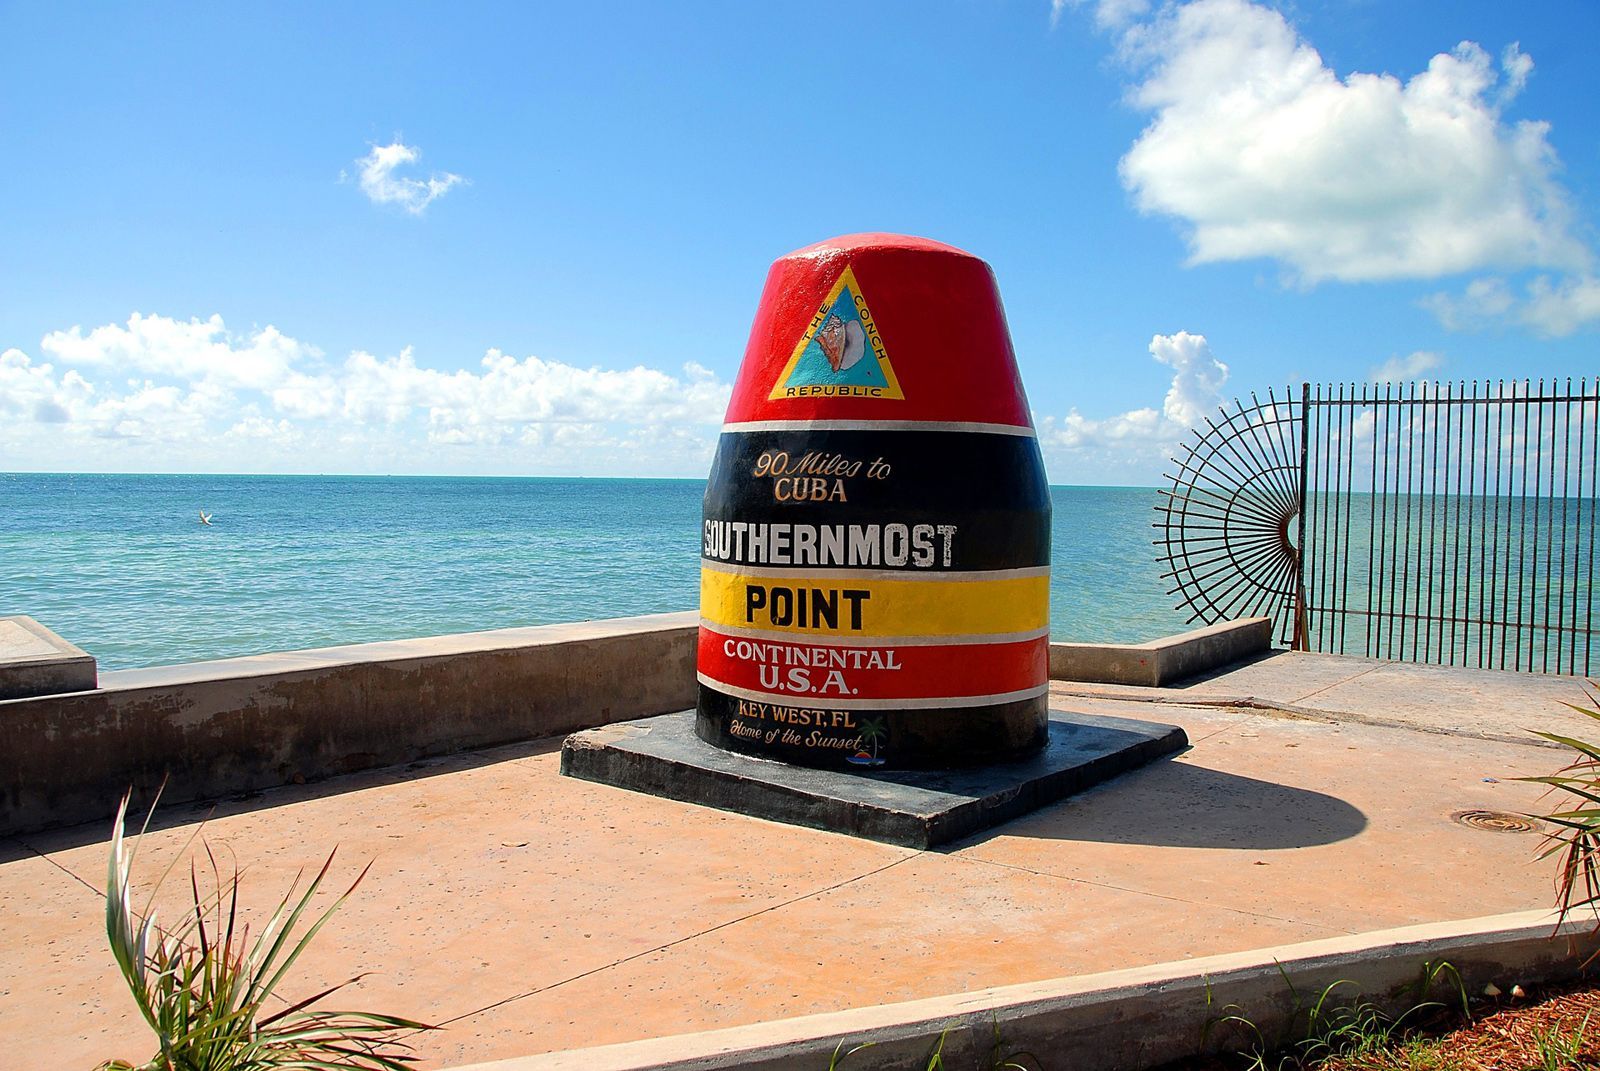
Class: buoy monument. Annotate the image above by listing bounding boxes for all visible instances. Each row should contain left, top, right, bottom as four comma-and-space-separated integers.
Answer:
696, 233, 1051, 769
561, 233, 1186, 847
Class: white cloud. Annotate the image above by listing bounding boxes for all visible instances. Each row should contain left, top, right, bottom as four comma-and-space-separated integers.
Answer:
1370, 350, 1444, 383
1038, 331, 1227, 477
0, 348, 95, 423
1103, 0, 1588, 285
1498, 43, 1534, 103
83, 381, 222, 441
226, 414, 300, 444
1423, 274, 1600, 336
9, 311, 1233, 482
1151, 329, 1227, 428
0, 314, 730, 474
275, 348, 728, 445
1522, 276, 1600, 336
354, 141, 463, 215
1420, 277, 1516, 331
41, 313, 313, 391
1054, 0, 1149, 30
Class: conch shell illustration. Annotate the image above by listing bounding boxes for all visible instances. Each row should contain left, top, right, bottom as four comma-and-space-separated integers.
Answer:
815, 314, 867, 373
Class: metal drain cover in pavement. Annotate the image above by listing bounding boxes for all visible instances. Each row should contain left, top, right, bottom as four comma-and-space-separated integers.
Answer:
1452, 809, 1539, 834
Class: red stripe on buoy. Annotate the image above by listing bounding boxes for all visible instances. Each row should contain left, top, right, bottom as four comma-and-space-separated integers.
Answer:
698, 626, 1047, 703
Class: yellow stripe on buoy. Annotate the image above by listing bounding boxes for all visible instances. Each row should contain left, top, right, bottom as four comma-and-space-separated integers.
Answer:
699, 567, 1048, 638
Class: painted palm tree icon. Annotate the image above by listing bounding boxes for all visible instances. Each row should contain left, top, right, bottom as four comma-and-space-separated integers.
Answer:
847, 715, 888, 767
815, 314, 866, 374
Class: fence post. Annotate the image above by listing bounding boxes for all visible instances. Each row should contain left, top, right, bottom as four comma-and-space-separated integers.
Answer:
1294, 382, 1311, 650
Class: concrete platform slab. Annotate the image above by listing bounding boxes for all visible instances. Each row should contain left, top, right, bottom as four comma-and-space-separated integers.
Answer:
0, 847, 141, 1065
11, 741, 913, 1044
2, 651, 1587, 1071
425, 847, 1333, 1068
1054, 649, 1595, 746
958, 713, 1557, 932
560, 708, 1188, 848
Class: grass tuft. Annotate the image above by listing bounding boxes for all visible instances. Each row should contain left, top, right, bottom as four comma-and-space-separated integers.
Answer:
1200, 960, 1468, 1071
97, 788, 432, 1071
1531, 1010, 1592, 1071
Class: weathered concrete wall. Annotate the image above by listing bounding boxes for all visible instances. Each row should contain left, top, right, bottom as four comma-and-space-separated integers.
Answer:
0, 612, 697, 836
0, 615, 97, 700
445, 910, 1599, 1071
1050, 617, 1273, 687
2, 612, 1275, 836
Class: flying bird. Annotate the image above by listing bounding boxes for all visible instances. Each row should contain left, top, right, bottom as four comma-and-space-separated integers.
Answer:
199, 511, 213, 526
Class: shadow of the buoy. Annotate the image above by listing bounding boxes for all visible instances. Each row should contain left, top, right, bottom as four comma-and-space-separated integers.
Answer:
991, 761, 1368, 850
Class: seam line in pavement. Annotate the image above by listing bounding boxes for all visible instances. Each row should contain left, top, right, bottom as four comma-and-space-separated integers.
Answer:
1053, 687, 1563, 751
961, 855, 1357, 936
1291, 661, 1391, 704
428, 852, 921, 1030
1186, 715, 1260, 745
11, 835, 101, 896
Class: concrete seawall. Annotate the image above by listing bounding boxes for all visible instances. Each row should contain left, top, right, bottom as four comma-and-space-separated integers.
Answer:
0, 613, 1272, 837
0, 612, 698, 836
1049, 617, 1272, 686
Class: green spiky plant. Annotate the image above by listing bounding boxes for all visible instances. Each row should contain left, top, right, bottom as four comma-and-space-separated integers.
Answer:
97, 790, 431, 1071
1521, 694, 1600, 928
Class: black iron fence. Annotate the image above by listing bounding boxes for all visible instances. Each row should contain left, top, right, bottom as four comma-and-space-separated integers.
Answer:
1158, 379, 1600, 676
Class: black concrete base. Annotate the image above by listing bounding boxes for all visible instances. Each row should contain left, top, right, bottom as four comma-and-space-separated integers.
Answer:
560, 708, 1189, 849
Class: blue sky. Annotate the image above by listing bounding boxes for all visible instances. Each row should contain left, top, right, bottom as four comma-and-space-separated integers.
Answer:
2, 0, 1596, 483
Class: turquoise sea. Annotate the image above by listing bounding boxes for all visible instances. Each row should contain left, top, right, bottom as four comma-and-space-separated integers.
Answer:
0, 474, 1191, 670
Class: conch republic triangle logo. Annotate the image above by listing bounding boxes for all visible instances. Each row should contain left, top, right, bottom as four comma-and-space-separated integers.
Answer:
769, 265, 905, 401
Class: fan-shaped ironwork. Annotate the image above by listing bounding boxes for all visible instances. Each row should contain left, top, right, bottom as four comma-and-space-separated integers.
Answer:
1157, 388, 1306, 647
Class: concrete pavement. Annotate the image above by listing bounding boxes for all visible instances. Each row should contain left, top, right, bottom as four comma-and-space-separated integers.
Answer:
1, 652, 1587, 1069
1056, 648, 1595, 746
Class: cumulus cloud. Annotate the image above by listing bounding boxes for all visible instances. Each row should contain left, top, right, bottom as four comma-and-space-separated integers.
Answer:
84, 381, 223, 442
41, 313, 313, 392
1522, 276, 1600, 337
1037, 331, 1227, 477
1, 348, 95, 423
1151, 330, 1228, 428
1420, 277, 1516, 331
0, 314, 730, 474
1099, 0, 1588, 286
354, 141, 463, 215
1422, 274, 1600, 337
276, 347, 729, 446
1370, 350, 1444, 383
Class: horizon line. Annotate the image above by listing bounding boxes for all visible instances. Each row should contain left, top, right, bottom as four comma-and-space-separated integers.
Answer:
0, 469, 1162, 491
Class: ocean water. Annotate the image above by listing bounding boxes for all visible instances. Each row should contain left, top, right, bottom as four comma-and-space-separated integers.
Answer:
0, 474, 1190, 670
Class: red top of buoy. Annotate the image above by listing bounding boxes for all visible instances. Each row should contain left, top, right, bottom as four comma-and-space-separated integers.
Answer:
724, 233, 1035, 429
